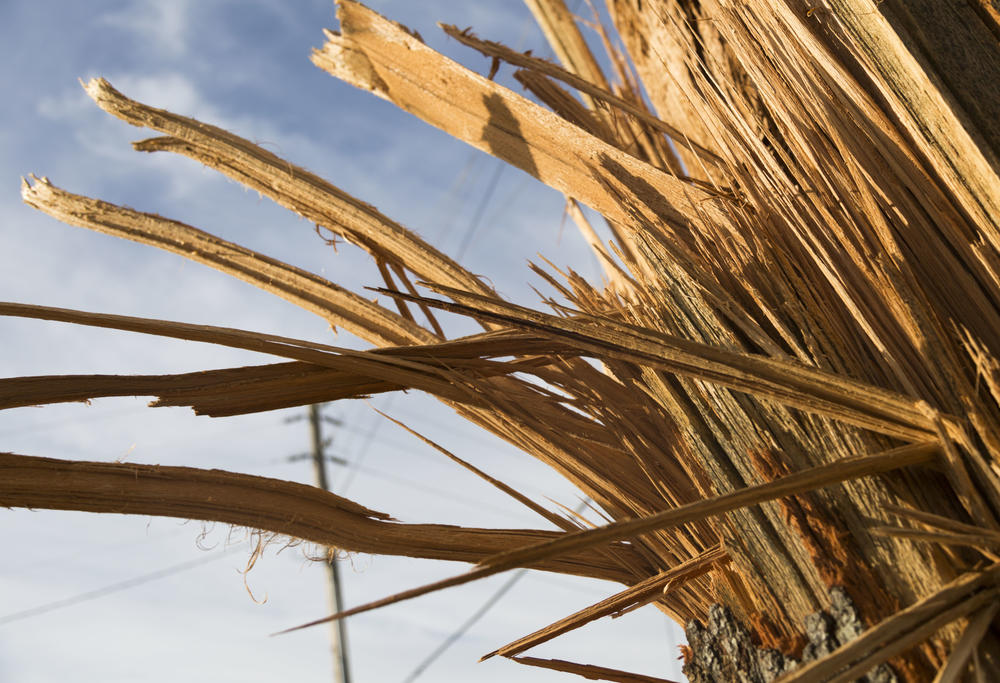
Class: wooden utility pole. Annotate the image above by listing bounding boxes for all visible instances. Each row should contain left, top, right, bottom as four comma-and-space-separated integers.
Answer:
309, 403, 351, 683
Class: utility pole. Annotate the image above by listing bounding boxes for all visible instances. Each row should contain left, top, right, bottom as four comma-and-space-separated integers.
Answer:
308, 403, 351, 683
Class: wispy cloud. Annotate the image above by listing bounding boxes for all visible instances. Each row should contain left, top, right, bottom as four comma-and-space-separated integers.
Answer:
36, 71, 222, 127
99, 0, 194, 59
34, 71, 311, 202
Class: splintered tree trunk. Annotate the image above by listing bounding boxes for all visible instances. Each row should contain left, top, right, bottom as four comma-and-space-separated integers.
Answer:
7, 1, 1000, 681
607, 0, 1000, 679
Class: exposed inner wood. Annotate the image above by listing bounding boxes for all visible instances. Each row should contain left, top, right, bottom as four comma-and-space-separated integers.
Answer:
7, 0, 1000, 679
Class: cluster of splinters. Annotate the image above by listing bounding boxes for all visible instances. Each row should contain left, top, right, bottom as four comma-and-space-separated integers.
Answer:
4, 1, 1000, 681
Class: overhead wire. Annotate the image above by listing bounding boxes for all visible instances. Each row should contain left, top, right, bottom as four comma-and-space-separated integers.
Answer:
263, 447, 541, 521
401, 569, 529, 683
336, 397, 393, 496
0, 541, 245, 627
8, 523, 194, 574
399, 500, 592, 683
454, 161, 506, 260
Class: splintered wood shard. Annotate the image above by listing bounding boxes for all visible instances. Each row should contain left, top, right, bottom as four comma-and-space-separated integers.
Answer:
931, 601, 1000, 683
522, 0, 609, 99
375, 285, 938, 440
0, 302, 582, 414
275, 442, 935, 634
483, 545, 729, 661
0, 453, 637, 583
475, 442, 938, 574
81, 77, 489, 302
313, 1, 730, 235
439, 23, 722, 164
814, 0, 1000, 249
511, 656, 682, 683
372, 410, 572, 530
0, 359, 532, 417
21, 175, 431, 347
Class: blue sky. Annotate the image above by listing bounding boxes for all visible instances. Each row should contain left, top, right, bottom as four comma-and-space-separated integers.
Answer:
1, 2, 686, 681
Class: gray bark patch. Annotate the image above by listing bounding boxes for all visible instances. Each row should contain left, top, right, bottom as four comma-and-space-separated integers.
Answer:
684, 587, 897, 683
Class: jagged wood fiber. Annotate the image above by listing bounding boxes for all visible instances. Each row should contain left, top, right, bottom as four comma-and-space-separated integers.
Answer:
6, 0, 1000, 681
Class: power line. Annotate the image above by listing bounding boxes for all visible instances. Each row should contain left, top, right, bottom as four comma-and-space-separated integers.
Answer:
0, 543, 242, 627
330, 404, 547, 519
336, 396, 396, 496
399, 500, 593, 682
428, 149, 483, 246
454, 160, 506, 260
8, 524, 193, 574
311, 410, 552, 520
259, 419, 545, 521
401, 569, 529, 683
345, 459, 532, 519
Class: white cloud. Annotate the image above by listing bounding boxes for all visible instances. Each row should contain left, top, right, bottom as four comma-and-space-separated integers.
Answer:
36, 71, 222, 130
99, 0, 194, 58
111, 71, 207, 116
35, 85, 92, 122
34, 71, 306, 202
32, 74, 213, 202
101, 71, 298, 148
